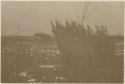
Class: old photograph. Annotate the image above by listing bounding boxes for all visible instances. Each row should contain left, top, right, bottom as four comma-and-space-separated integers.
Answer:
1, 1, 124, 83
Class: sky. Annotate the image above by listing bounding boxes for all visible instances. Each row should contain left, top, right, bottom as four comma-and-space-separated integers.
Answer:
1, 1, 124, 36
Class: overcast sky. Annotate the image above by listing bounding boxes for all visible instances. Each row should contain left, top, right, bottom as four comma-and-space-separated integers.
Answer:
1, 1, 124, 36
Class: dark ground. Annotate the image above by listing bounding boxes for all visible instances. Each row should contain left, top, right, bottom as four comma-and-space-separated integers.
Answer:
1, 36, 124, 83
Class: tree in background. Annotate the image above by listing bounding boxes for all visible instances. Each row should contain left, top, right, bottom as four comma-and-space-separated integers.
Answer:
34, 33, 52, 44
50, 2, 123, 82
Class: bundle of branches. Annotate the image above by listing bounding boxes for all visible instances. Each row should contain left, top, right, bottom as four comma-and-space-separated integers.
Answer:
51, 20, 121, 82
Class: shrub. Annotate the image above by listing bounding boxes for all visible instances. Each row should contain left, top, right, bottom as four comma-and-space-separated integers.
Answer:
51, 20, 118, 82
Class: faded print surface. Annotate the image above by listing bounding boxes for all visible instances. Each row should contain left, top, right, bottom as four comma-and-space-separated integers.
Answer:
1, 1, 124, 83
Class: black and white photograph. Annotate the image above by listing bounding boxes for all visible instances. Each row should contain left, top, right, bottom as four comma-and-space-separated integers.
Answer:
1, 1, 124, 83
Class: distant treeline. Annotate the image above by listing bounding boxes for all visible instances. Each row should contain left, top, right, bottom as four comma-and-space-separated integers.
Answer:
1, 34, 124, 43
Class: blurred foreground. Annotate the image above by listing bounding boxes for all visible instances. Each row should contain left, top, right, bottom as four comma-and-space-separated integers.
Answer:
1, 34, 123, 83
